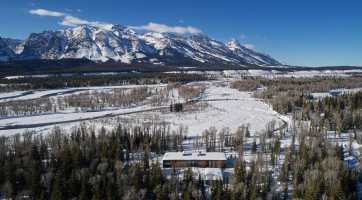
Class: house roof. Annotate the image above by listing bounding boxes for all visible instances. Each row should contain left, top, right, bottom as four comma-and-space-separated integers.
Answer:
162, 151, 227, 161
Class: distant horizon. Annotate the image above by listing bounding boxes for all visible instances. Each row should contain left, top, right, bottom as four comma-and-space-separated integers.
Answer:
1, 0, 362, 66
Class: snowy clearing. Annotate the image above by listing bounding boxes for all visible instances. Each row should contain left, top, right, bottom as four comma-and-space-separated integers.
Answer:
0, 81, 287, 137
124, 82, 286, 136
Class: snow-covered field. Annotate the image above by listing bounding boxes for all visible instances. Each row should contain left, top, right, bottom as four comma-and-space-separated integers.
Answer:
0, 105, 152, 128
0, 91, 28, 99
0, 81, 286, 137
144, 82, 285, 136
0, 84, 166, 103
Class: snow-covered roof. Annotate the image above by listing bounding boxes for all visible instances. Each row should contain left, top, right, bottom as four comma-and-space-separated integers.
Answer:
163, 151, 227, 161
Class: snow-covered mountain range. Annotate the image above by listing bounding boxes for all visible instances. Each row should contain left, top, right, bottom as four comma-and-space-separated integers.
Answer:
0, 24, 281, 66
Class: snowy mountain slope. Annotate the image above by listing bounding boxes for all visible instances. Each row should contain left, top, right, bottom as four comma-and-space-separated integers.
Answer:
20, 31, 67, 60
0, 37, 15, 61
2, 24, 281, 66
226, 39, 280, 66
1, 38, 23, 53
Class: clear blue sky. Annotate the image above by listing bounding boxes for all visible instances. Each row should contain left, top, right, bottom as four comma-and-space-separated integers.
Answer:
1, 0, 361, 66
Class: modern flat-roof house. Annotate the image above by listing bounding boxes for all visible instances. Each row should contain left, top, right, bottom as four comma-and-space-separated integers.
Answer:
162, 151, 227, 168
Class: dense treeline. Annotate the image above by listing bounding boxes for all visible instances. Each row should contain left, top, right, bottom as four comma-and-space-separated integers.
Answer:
263, 89, 362, 132
232, 76, 362, 93
178, 85, 206, 102
0, 73, 212, 93
301, 92, 362, 131
63, 87, 151, 111
0, 98, 54, 117
0, 119, 358, 199
0, 123, 186, 200
289, 129, 357, 199
228, 121, 359, 199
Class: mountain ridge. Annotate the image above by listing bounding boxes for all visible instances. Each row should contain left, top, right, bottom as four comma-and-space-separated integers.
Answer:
0, 24, 282, 67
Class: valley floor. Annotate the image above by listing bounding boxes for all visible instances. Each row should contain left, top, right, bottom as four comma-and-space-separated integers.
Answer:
0, 81, 285, 137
